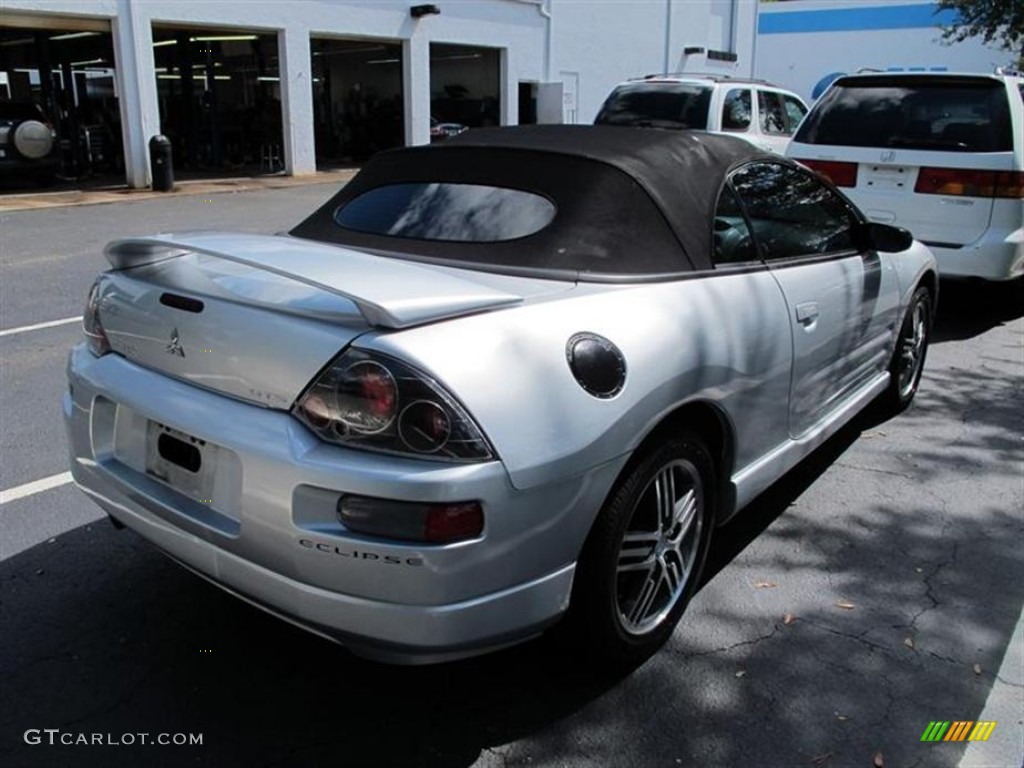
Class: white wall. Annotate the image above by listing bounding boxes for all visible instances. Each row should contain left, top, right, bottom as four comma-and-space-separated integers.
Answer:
551, 0, 760, 124
2, 0, 761, 184
755, 0, 1014, 103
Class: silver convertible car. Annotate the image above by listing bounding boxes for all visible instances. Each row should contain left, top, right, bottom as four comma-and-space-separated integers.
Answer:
65, 126, 936, 664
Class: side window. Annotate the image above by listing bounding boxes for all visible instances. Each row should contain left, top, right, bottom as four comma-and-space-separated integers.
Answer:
721, 89, 752, 131
757, 90, 787, 135
782, 94, 808, 133
713, 185, 758, 265
730, 163, 859, 261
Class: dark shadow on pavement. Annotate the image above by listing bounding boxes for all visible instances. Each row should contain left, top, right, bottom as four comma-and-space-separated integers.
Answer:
932, 277, 1024, 344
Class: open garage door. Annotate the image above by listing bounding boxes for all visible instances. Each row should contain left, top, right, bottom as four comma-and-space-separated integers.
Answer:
152, 26, 284, 177
311, 38, 404, 167
429, 43, 500, 137
0, 14, 125, 191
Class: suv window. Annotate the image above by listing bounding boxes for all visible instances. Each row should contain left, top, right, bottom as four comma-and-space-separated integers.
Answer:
594, 83, 713, 129
758, 91, 788, 135
795, 75, 1013, 152
730, 163, 858, 260
782, 94, 808, 132
722, 89, 752, 131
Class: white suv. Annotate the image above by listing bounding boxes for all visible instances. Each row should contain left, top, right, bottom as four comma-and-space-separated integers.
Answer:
595, 74, 809, 155
787, 70, 1024, 281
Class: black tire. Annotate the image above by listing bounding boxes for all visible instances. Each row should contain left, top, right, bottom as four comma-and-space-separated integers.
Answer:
564, 434, 716, 665
880, 285, 932, 414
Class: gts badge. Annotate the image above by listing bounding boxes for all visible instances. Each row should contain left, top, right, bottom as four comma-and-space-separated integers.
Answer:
299, 538, 424, 566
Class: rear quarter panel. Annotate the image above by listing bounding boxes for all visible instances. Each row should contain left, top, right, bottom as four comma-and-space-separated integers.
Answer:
360, 271, 794, 493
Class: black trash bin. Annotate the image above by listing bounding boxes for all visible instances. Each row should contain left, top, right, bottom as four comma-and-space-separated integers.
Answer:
149, 135, 174, 192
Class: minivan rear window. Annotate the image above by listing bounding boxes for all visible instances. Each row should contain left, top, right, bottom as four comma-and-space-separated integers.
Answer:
594, 83, 712, 130
795, 76, 1012, 152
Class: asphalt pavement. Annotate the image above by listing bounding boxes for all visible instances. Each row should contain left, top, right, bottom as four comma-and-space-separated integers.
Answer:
1, 187, 1022, 768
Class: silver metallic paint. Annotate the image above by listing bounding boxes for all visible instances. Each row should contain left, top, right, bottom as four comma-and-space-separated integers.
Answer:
65, 230, 935, 661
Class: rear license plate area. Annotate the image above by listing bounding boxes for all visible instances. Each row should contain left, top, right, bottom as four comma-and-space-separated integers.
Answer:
145, 422, 217, 503
863, 164, 914, 191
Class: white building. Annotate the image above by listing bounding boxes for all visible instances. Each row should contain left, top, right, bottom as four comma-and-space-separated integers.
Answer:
755, 0, 1016, 103
0, 0, 759, 188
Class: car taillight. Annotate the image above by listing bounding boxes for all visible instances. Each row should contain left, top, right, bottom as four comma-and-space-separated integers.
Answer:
82, 280, 110, 356
800, 159, 858, 188
293, 349, 493, 462
915, 168, 1024, 199
337, 496, 484, 543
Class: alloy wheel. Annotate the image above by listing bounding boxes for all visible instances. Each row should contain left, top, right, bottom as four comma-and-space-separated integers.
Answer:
615, 459, 704, 635
898, 297, 928, 398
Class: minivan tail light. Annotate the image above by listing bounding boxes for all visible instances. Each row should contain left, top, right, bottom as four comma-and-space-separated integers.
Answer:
915, 168, 1024, 199
800, 159, 858, 188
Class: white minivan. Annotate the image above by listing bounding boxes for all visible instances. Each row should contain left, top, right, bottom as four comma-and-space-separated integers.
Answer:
595, 74, 809, 155
787, 70, 1024, 281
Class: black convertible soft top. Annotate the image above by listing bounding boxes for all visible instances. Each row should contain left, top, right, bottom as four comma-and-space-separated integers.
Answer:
291, 125, 766, 277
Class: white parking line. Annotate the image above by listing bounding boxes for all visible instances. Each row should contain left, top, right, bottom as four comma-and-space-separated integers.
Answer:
0, 316, 80, 338
0, 471, 74, 505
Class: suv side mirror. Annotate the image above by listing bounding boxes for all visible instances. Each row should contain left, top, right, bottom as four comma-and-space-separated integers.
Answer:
862, 222, 914, 253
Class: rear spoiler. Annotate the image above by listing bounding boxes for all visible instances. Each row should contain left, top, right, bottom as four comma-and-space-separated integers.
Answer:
105, 233, 523, 330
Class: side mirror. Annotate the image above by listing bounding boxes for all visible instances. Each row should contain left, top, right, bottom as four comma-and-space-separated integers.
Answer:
862, 222, 914, 253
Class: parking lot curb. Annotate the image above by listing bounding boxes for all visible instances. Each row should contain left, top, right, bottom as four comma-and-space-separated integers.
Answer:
0, 170, 357, 213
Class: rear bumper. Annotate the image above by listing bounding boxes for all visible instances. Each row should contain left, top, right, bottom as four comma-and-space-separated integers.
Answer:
925, 226, 1023, 281
65, 345, 623, 662
78, 477, 574, 663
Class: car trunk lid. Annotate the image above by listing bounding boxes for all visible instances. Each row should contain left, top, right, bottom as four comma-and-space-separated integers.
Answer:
97, 232, 571, 408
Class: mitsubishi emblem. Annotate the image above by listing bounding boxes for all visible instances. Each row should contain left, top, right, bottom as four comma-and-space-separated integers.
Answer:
166, 327, 185, 357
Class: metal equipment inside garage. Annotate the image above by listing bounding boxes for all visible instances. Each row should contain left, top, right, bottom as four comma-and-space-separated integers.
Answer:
0, 14, 124, 189
430, 43, 500, 129
311, 38, 404, 167
151, 26, 284, 177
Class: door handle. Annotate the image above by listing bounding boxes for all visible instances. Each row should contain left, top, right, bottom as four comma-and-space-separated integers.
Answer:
795, 302, 820, 324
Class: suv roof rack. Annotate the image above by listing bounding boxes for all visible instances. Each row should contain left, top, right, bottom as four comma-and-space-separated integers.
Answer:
630, 72, 776, 86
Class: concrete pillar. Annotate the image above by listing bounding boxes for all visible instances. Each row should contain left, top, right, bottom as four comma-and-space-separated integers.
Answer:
113, 0, 161, 188
500, 47, 517, 126
403, 30, 430, 146
279, 26, 316, 175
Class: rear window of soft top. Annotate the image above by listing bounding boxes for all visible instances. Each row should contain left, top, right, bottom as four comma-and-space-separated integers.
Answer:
335, 182, 556, 243
795, 76, 1013, 152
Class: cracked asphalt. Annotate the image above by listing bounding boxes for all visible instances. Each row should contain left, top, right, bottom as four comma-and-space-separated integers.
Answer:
1, 187, 1022, 768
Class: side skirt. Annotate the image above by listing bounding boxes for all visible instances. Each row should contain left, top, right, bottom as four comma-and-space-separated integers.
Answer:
725, 371, 890, 520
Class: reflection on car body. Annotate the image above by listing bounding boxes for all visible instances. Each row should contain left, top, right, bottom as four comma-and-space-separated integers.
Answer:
65, 126, 936, 665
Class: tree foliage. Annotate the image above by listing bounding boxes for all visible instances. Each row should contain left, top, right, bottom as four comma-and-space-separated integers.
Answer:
935, 0, 1024, 66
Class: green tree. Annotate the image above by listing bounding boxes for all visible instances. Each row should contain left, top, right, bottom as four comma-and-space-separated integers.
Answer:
935, 0, 1024, 67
